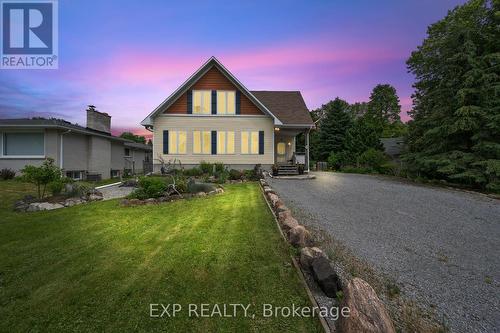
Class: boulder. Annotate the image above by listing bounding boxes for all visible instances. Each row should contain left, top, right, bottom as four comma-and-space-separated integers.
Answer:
63, 198, 83, 207
144, 198, 157, 204
27, 202, 64, 211
196, 192, 207, 197
288, 225, 312, 248
120, 199, 131, 206
338, 278, 396, 333
215, 188, 224, 194
259, 179, 268, 186
267, 193, 280, 206
282, 216, 299, 230
129, 199, 142, 205
299, 247, 327, 270
263, 187, 275, 194
188, 179, 217, 193
278, 210, 293, 223
13, 200, 29, 212
88, 194, 103, 201
311, 256, 341, 298
275, 201, 288, 213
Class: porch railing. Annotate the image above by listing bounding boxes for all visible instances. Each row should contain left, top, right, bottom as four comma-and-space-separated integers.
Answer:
293, 152, 306, 165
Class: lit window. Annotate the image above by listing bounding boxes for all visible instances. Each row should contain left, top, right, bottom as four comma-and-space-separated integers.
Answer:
168, 131, 187, 154
216, 91, 236, 114
193, 90, 211, 114
2, 132, 44, 156
277, 142, 286, 155
241, 131, 259, 154
193, 130, 211, 154
217, 131, 235, 154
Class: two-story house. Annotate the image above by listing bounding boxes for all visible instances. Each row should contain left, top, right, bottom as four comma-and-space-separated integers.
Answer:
141, 57, 314, 173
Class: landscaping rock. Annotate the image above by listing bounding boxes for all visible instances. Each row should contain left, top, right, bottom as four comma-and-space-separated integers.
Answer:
196, 192, 207, 197
129, 199, 142, 205
188, 179, 217, 193
275, 201, 288, 213
13, 200, 29, 212
311, 256, 341, 298
63, 198, 84, 207
259, 179, 268, 186
22, 195, 36, 203
338, 278, 396, 333
27, 202, 64, 211
278, 210, 293, 223
144, 198, 157, 204
282, 216, 299, 230
288, 225, 312, 248
215, 187, 224, 194
263, 187, 275, 194
299, 247, 327, 270
88, 194, 103, 201
268, 193, 280, 206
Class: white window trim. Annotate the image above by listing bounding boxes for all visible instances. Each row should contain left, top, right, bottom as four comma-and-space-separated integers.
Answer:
66, 170, 83, 180
193, 130, 212, 155
216, 90, 236, 115
168, 130, 187, 155
0, 131, 46, 159
240, 130, 260, 155
216, 131, 235, 155
192, 90, 212, 115
124, 148, 132, 158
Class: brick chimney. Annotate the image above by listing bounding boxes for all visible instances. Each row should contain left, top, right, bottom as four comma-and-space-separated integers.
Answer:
86, 105, 111, 134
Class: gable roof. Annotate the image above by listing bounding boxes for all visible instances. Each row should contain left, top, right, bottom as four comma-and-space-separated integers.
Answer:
250, 91, 314, 127
141, 56, 282, 127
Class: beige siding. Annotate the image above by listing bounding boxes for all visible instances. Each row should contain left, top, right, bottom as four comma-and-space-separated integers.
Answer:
152, 115, 274, 166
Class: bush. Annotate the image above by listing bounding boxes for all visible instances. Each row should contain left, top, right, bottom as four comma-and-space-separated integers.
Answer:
166, 175, 187, 193
199, 161, 213, 174
183, 167, 202, 177
271, 164, 279, 176
328, 151, 356, 170
21, 158, 61, 198
0, 168, 16, 180
214, 162, 225, 173
130, 177, 167, 199
327, 153, 339, 170
214, 171, 229, 184
48, 179, 65, 196
298, 165, 305, 175
66, 182, 91, 198
357, 148, 387, 172
229, 169, 243, 180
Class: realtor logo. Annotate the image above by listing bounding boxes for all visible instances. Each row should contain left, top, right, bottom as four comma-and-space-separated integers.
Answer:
1, 0, 58, 69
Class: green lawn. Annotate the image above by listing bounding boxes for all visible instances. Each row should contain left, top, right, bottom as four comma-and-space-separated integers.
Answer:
0, 181, 320, 332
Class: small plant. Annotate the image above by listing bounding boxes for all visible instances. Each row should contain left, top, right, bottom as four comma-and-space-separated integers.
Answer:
298, 165, 305, 175
336, 290, 344, 302
0, 168, 16, 180
129, 177, 167, 199
386, 282, 400, 298
48, 179, 65, 196
357, 148, 387, 172
183, 167, 202, 177
271, 164, 279, 176
214, 162, 225, 173
21, 158, 61, 199
214, 170, 229, 184
199, 161, 213, 174
229, 169, 243, 180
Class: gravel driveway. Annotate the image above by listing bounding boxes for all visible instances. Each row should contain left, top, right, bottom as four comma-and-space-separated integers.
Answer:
268, 172, 500, 333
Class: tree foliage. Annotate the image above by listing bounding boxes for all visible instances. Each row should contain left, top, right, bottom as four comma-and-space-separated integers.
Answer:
21, 158, 61, 199
119, 132, 146, 144
317, 98, 353, 160
404, 0, 500, 191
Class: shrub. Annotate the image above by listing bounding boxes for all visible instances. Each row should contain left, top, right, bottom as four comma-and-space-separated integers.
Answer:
48, 179, 65, 196
214, 162, 225, 173
183, 167, 202, 177
0, 168, 16, 180
357, 148, 387, 172
66, 182, 91, 198
214, 170, 229, 184
229, 169, 243, 180
327, 153, 339, 170
199, 161, 213, 174
21, 158, 61, 198
271, 164, 279, 176
328, 151, 356, 170
298, 165, 305, 175
130, 177, 167, 199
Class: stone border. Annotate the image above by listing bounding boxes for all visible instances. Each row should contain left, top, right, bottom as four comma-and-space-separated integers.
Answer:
120, 188, 224, 207
259, 178, 396, 333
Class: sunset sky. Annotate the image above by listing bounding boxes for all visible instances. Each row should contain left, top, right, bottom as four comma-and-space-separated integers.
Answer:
0, 0, 465, 137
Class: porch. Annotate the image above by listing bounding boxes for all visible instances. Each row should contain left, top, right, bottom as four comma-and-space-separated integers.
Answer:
273, 126, 312, 175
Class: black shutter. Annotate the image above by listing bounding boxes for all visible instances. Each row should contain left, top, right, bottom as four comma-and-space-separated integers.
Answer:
235, 91, 241, 115
259, 131, 264, 155
211, 90, 217, 114
187, 90, 192, 114
211, 131, 217, 155
163, 130, 169, 154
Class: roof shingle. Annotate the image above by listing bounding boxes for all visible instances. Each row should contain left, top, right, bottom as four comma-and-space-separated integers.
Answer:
251, 91, 313, 125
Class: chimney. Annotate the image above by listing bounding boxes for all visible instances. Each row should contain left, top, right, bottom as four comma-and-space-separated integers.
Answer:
86, 105, 111, 134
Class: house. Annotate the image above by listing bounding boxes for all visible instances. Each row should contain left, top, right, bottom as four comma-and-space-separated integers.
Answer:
0, 107, 152, 180
141, 57, 314, 173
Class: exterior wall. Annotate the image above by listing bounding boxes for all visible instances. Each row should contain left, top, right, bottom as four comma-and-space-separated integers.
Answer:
164, 67, 263, 115
132, 150, 146, 173
0, 128, 60, 174
152, 115, 274, 168
111, 142, 124, 170
62, 132, 88, 171
88, 136, 111, 179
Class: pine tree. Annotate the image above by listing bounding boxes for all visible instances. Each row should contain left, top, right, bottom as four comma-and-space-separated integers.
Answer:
366, 84, 402, 133
405, 0, 500, 191
317, 98, 353, 160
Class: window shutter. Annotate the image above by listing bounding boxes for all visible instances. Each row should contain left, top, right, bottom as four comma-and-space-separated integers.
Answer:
211, 90, 217, 114
187, 90, 192, 114
163, 130, 169, 154
259, 131, 264, 155
211, 131, 217, 155
235, 91, 241, 115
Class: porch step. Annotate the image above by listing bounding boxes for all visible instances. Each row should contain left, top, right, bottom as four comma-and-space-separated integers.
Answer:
277, 164, 299, 176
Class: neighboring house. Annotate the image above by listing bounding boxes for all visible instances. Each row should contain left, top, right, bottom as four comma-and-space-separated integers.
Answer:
381, 137, 405, 159
141, 57, 314, 173
0, 108, 152, 180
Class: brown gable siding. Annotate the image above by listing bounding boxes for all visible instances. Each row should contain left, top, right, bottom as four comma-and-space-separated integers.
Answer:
164, 67, 263, 115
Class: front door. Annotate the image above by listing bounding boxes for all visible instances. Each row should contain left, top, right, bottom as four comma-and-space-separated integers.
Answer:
276, 142, 286, 163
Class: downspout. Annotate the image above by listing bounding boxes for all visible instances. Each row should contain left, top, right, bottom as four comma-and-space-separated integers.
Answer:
59, 130, 71, 171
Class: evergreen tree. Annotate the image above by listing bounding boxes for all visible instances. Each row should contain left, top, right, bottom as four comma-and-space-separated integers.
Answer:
317, 98, 352, 160
366, 84, 402, 136
405, 0, 500, 191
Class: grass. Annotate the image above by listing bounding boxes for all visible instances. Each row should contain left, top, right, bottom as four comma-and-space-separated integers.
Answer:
0, 180, 320, 332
